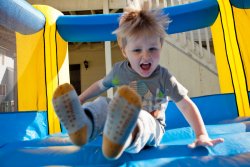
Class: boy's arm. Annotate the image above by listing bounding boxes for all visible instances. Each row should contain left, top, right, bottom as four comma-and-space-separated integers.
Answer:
176, 95, 224, 148
78, 79, 109, 104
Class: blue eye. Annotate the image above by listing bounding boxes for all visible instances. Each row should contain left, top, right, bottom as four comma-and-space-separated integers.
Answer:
133, 49, 141, 53
149, 47, 158, 51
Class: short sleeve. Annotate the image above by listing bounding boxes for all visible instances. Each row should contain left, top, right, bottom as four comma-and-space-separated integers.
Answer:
167, 76, 188, 102
102, 68, 115, 88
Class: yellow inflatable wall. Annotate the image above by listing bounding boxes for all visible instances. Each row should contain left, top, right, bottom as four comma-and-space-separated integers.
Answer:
211, 0, 250, 116
16, 5, 70, 134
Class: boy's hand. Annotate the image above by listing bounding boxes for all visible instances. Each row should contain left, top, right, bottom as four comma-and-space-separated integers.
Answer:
188, 134, 224, 148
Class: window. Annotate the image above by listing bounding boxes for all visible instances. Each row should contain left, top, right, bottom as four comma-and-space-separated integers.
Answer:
0, 84, 6, 96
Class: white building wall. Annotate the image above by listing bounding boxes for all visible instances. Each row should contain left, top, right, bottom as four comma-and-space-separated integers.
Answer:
160, 41, 220, 97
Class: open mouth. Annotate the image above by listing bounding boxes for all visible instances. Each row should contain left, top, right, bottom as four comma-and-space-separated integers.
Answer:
140, 63, 151, 71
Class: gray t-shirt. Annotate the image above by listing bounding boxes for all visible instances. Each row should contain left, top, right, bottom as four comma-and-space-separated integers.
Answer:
102, 61, 188, 127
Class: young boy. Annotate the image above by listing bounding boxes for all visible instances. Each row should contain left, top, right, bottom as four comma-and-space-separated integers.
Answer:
52, 2, 224, 160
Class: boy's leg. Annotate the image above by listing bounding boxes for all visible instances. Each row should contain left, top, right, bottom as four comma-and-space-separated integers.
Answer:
52, 83, 93, 146
125, 110, 165, 153
102, 86, 141, 160
81, 96, 109, 141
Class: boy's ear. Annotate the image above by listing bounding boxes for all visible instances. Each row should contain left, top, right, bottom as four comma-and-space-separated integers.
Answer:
121, 47, 127, 58
160, 38, 164, 48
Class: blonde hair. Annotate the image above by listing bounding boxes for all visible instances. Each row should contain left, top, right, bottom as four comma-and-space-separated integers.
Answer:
113, 0, 170, 48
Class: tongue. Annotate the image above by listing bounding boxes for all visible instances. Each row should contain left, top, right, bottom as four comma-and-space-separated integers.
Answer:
141, 64, 151, 70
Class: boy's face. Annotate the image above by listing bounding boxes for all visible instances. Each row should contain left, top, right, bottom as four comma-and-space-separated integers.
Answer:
122, 34, 162, 78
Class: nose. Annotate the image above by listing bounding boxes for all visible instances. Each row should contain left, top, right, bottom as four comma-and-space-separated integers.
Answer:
142, 51, 151, 60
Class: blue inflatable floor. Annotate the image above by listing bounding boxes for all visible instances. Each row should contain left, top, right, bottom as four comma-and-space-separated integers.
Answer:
1, 93, 250, 166
1, 117, 250, 167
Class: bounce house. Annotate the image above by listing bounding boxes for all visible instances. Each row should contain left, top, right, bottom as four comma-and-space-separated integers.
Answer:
0, 0, 250, 166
